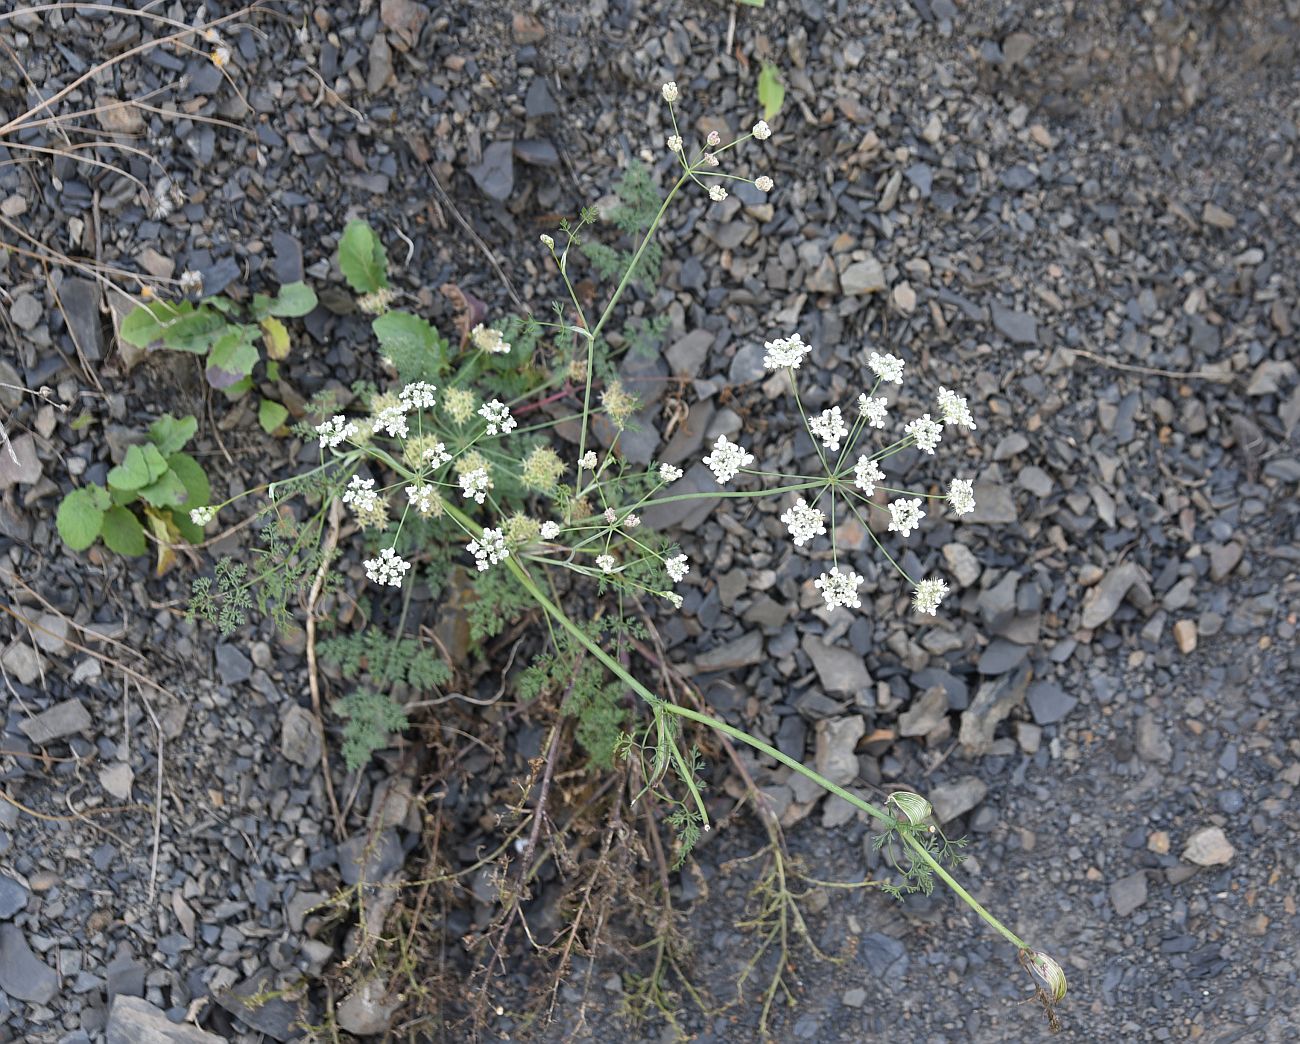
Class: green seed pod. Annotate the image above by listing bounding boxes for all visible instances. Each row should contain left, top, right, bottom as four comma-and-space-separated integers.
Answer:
886, 791, 933, 827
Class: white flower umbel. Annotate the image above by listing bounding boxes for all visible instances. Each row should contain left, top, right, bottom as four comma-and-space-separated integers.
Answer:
665, 554, 689, 583
189, 506, 216, 526
471, 324, 511, 354
478, 400, 516, 436
752, 120, 771, 140
936, 386, 977, 430
422, 442, 452, 467
578, 450, 598, 470
780, 498, 826, 547
887, 497, 926, 537
374, 405, 409, 439
868, 351, 905, 385
459, 468, 491, 505
400, 381, 437, 410
343, 476, 380, 512
904, 413, 943, 454
856, 394, 888, 429
596, 554, 617, 574
468, 528, 509, 572
809, 406, 849, 452
662, 81, 679, 103
667, 134, 683, 153
708, 184, 727, 202
853, 456, 885, 496
755, 175, 774, 193
814, 567, 863, 611
316, 415, 358, 449
947, 478, 976, 517
664, 591, 684, 609
658, 462, 683, 483
702, 435, 754, 484
540, 521, 561, 540
364, 547, 411, 588
179, 270, 203, 295
405, 484, 438, 514
762, 332, 810, 371
913, 577, 950, 616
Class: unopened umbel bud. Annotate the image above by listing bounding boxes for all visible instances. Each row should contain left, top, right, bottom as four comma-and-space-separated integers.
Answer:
1025, 950, 1068, 1003
886, 791, 932, 827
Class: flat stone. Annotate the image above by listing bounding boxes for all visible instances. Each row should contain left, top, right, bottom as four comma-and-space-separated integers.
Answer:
0, 923, 60, 1004
513, 138, 559, 167
10, 293, 41, 331
107, 995, 225, 1043
216, 968, 302, 1041
898, 686, 948, 737
366, 31, 393, 93
336, 978, 400, 1036
0, 875, 27, 919
105, 955, 146, 999
468, 141, 514, 202
59, 277, 105, 361
959, 666, 1029, 756
1080, 562, 1148, 629
19, 698, 93, 745
1173, 619, 1198, 654
640, 462, 719, 531
665, 330, 714, 376
977, 638, 1028, 676
1135, 715, 1172, 764
337, 829, 405, 887
1207, 542, 1243, 581
840, 257, 886, 295
801, 635, 871, 694
99, 762, 135, 800
1026, 681, 1077, 725
214, 644, 253, 686
280, 704, 322, 768
807, 255, 839, 294
991, 302, 1038, 345
929, 776, 988, 824
814, 716, 865, 786
32, 612, 69, 655
1201, 202, 1236, 229
1, 640, 42, 685
942, 543, 981, 586
694, 632, 764, 673
962, 481, 1017, 524
0, 433, 41, 489
1109, 871, 1148, 917
524, 77, 557, 118
1183, 826, 1234, 867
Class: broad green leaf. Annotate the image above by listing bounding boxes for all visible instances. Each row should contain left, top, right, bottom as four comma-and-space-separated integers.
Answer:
206, 328, 260, 389
261, 317, 290, 360
372, 310, 447, 381
100, 506, 147, 556
136, 468, 188, 509
123, 301, 227, 354
758, 62, 784, 121
108, 443, 169, 492
338, 220, 388, 294
171, 509, 204, 545
221, 375, 254, 398
56, 487, 107, 550
251, 293, 273, 320
148, 413, 197, 456
258, 399, 289, 435
268, 281, 318, 317
166, 452, 210, 507
265, 360, 281, 381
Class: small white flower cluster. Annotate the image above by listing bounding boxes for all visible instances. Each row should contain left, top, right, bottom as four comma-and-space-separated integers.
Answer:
857, 394, 888, 428
189, 505, 216, 526
422, 442, 452, 467
752, 120, 771, 140
471, 324, 511, 354
478, 400, 516, 436
702, 435, 754, 484
365, 547, 410, 587
814, 567, 863, 611
662, 81, 679, 103
936, 386, 977, 430
468, 528, 509, 572
459, 468, 491, 504
596, 554, 618, 574
912, 577, 949, 615
904, 413, 943, 454
780, 498, 826, 547
708, 185, 727, 202
400, 381, 437, 410
888, 497, 926, 538
316, 415, 359, 449
179, 270, 203, 295
405, 484, 438, 514
658, 462, 683, 483
809, 406, 849, 452
665, 554, 689, 583
540, 521, 561, 540
755, 175, 774, 193
947, 477, 976, 516
763, 332, 811, 371
667, 134, 683, 153
869, 351, 905, 385
578, 450, 598, 470
343, 475, 380, 513
373, 405, 409, 439
853, 456, 885, 496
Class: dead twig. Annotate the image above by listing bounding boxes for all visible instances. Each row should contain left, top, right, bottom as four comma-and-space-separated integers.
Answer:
305, 499, 346, 839
1067, 346, 1233, 383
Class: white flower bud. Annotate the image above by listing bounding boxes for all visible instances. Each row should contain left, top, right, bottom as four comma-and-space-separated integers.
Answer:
661, 81, 678, 103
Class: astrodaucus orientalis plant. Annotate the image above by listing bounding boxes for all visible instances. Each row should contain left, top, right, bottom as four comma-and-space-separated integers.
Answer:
184, 81, 1068, 1032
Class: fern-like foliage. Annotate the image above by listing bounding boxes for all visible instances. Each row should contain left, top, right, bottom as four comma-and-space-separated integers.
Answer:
578, 161, 664, 288
318, 631, 451, 690
467, 566, 535, 641
335, 689, 410, 771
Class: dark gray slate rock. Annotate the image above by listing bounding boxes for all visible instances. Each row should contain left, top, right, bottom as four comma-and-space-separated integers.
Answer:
18, 698, 93, 744
1026, 681, 1077, 725
0, 875, 27, 919
336, 829, 404, 887
60, 277, 104, 360
107, 995, 225, 1043
0, 923, 59, 1003
469, 141, 514, 201
991, 302, 1038, 344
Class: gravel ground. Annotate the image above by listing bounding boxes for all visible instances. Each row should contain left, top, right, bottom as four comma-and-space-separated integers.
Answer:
2, 0, 1298, 1042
